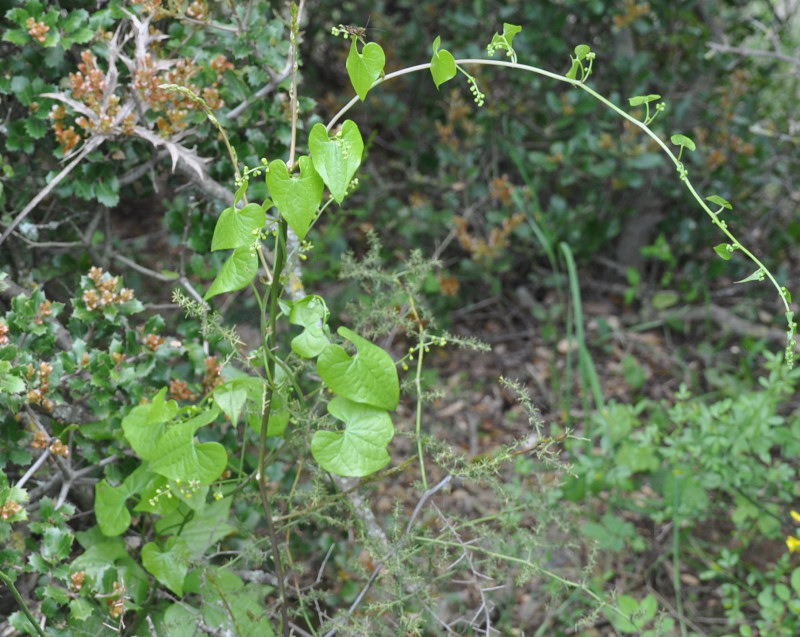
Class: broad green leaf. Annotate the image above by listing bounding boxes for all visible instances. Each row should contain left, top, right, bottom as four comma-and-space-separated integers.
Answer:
317, 326, 399, 410
346, 40, 385, 100
142, 537, 190, 596
122, 388, 178, 460
290, 294, 331, 358
714, 244, 733, 260
308, 121, 363, 203
213, 376, 263, 424
148, 408, 227, 485
706, 195, 732, 209
247, 391, 290, 437
628, 94, 661, 106
430, 36, 456, 89
265, 157, 324, 239
95, 479, 132, 536
311, 396, 394, 476
211, 203, 266, 251
155, 497, 236, 559
735, 268, 765, 284
204, 245, 259, 300
670, 134, 696, 151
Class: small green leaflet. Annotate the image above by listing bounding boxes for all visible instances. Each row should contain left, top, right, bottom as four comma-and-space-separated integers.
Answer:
628, 94, 661, 106
714, 244, 733, 261
142, 537, 190, 596
290, 294, 331, 358
430, 36, 456, 89
670, 134, 696, 151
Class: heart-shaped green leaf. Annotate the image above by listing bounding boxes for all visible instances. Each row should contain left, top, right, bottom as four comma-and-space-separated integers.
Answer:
311, 396, 394, 476
346, 40, 385, 100
148, 408, 227, 485
714, 243, 733, 261
265, 156, 324, 240
95, 480, 132, 537
204, 245, 258, 300
308, 120, 364, 203
213, 376, 263, 424
211, 203, 266, 251
431, 36, 456, 89
290, 295, 331, 358
142, 537, 190, 596
317, 326, 399, 410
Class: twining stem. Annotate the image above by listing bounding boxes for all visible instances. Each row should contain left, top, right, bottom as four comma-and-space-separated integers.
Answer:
326, 58, 796, 363
257, 218, 289, 637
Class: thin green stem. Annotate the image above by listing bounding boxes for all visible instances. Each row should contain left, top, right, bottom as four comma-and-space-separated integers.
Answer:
413, 331, 428, 490
258, 219, 289, 637
0, 570, 46, 637
326, 57, 795, 363
672, 474, 689, 637
414, 535, 634, 624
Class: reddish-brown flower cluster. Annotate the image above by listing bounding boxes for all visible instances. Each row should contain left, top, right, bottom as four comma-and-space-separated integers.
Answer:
35, 300, 53, 326
27, 362, 54, 412
50, 104, 82, 153
70, 571, 85, 592
143, 333, 166, 351
0, 500, 22, 521
82, 266, 135, 311
452, 212, 525, 262
32, 430, 50, 449
0, 319, 9, 346
202, 356, 223, 392
31, 429, 69, 457
612, 0, 652, 29
107, 581, 126, 619
25, 16, 49, 43
169, 378, 197, 401
186, 0, 207, 20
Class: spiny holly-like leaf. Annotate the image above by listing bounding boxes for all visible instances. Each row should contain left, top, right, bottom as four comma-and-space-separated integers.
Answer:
290, 295, 331, 358
346, 40, 385, 100
430, 36, 456, 89
204, 245, 258, 300
265, 156, 324, 240
211, 203, 266, 251
670, 134, 696, 151
311, 396, 394, 477
317, 326, 399, 410
309, 121, 364, 203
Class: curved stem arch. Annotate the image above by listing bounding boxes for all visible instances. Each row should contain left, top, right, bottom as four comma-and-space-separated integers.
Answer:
327, 57, 796, 364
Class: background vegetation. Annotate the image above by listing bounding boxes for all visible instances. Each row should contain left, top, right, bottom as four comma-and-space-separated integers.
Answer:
1, 0, 799, 635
